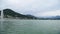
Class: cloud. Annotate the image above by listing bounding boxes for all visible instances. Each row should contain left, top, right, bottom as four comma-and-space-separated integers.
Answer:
0, 0, 59, 9
35, 10, 60, 17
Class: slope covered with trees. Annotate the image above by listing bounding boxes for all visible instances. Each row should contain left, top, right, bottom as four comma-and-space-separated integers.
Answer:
0, 9, 38, 19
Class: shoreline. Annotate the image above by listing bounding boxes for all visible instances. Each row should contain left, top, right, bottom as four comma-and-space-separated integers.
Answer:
0, 18, 60, 21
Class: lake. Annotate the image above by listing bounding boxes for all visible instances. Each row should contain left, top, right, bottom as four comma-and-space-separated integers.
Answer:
0, 20, 60, 34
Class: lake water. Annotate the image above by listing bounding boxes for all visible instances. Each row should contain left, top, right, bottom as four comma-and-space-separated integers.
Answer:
0, 20, 60, 34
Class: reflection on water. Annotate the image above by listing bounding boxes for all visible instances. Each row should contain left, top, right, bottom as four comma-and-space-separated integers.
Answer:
0, 21, 15, 34
0, 20, 60, 34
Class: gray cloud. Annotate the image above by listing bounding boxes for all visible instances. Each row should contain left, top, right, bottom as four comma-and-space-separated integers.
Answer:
0, 0, 60, 16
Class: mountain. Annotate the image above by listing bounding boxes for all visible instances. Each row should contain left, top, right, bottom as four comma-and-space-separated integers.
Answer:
39, 16, 60, 20
50, 16, 60, 19
0, 9, 38, 19
0, 9, 60, 20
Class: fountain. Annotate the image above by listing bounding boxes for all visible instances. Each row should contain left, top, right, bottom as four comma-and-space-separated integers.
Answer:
1, 10, 4, 22
1, 10, 4, 34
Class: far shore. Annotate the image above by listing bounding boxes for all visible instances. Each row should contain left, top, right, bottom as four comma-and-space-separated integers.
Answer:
0, 18, 39, 21
0, 18, 60, 21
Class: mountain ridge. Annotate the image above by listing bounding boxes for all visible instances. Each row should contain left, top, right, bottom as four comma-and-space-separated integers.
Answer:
0, 9, 38, 19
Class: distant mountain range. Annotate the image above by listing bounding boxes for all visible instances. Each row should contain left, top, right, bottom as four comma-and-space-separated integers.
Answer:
39, 16, 60, 20
0, 9, 60, 20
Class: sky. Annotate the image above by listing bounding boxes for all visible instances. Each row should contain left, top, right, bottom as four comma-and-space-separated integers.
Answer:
0, 0, 60, 17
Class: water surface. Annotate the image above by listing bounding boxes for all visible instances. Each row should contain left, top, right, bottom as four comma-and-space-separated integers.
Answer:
0, 20, 60, 34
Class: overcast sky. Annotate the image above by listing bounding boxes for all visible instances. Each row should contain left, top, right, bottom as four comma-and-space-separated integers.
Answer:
0, 0, 60, 17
